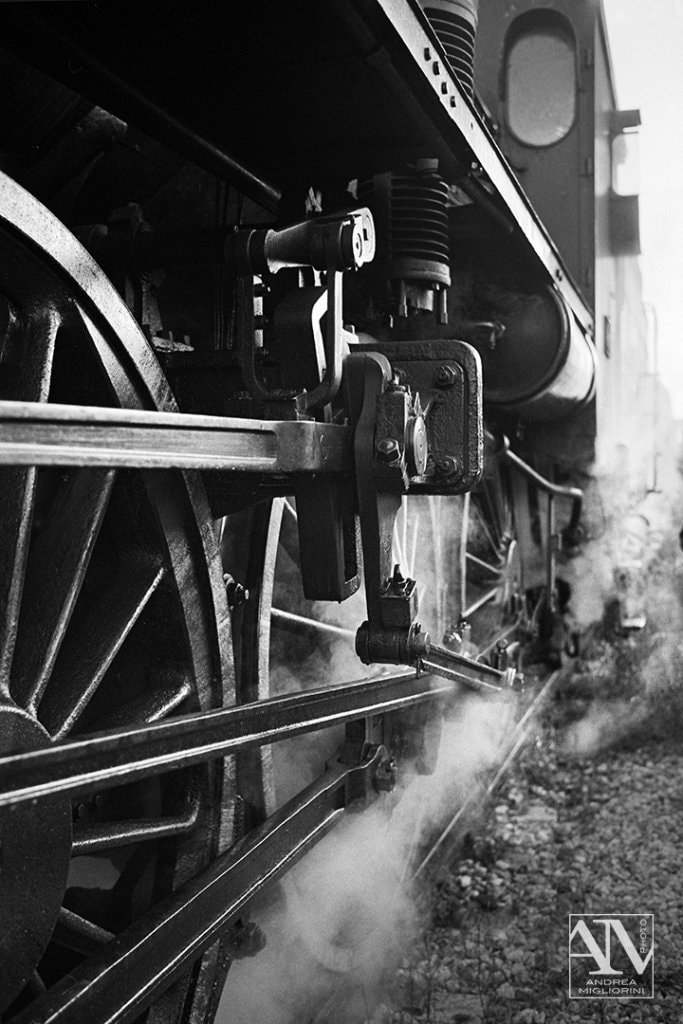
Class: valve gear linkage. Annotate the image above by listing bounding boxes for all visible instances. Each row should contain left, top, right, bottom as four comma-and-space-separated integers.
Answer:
347, 350, 520, 693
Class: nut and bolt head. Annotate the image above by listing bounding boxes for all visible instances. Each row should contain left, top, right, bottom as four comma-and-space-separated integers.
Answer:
374, 757, 397, 792
435, 455, 460, 478
375, 437, 401, 463
436, 364, 458, 388
223, 573, 249, 609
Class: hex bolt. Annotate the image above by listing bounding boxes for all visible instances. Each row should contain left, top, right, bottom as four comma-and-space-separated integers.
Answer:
375, 437, 401, 463
223, 573, 249, 609
435, 455, 460, 478
436, 364, 458, 388
374, 757, 397, 793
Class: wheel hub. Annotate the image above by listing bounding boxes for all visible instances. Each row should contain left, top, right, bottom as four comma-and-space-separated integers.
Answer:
0, 702, 72, 1011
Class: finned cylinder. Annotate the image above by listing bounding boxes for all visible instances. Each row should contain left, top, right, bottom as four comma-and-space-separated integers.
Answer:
419, 0, 479, 96
358, 164, 450, 318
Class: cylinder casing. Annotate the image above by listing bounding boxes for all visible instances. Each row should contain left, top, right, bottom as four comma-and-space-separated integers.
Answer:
476, 286, 596, 422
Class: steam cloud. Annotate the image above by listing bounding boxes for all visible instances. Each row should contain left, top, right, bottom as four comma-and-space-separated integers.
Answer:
221, 693, 517, 1024
220, 419, 683, 1020
559, 423, 683, 757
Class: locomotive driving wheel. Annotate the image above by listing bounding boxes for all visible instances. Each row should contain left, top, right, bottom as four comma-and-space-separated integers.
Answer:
458, 452, 525, 658
0, 172, 235, 1023
219, 485, 521, 1022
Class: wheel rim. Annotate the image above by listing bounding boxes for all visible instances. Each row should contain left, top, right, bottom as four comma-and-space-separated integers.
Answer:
0, 172, 233, 1021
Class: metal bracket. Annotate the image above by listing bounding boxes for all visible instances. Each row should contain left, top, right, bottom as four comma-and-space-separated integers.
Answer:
345, 350, 519, 691
362, 338, 484, 493
230, 210, 375, 412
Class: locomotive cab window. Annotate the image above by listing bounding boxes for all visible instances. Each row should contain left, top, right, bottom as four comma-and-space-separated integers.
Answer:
505, 11, 577, 147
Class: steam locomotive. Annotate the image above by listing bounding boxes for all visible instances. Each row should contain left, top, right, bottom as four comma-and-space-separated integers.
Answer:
0, 1, 647, 1021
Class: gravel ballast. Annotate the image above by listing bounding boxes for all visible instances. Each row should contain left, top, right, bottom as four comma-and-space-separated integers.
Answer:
376, 635, 683, 1024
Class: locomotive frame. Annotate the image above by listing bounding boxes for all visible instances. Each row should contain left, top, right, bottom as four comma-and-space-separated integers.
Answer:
0, 1, 643, 1021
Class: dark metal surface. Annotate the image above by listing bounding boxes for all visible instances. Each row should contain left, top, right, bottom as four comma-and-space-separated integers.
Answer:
0, 0, 598, 1016
0, 703, 72, 1009
0, 400, 353, 473
422, 642, 517, 690
357, 0, 593, 328
370, 338, 484, 493
473, 287, 596, 422
502, 439, 583, 528
9, 753, 386, 1024
0, 162, 235, 1018
0, 8, 282, 214
0, 0, 592, 331
0, 669, 461, 810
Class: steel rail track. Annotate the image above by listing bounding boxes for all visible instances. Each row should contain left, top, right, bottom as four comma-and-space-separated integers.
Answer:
415, 669, 562, 876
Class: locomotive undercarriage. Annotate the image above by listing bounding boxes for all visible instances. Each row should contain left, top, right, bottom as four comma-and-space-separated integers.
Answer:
0, 3, 592, 1021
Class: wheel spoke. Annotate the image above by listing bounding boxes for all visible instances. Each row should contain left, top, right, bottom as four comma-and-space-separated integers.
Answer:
462, 585, 500, 619
72, 806, 200, 855
26, 972, 47, 997
465, 552, 501, 575
471, 500, 499, 555
38, 563, 165, 738
481, 474, 506, 545
0, 309, 59, 691
11, 468, 116, 711
271, 607, 355, 640
283, 498, 298, 524
0, 467, 37, 695
17, 308, 60, 404
52, 908, 114, 956
0, 169, 233, 1022
87, 670, 194, 729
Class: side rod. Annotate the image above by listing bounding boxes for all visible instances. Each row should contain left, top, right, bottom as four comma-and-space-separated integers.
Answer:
0, 400, 352, 473
0, 670, 462, 809
10, 754, 383, 1024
